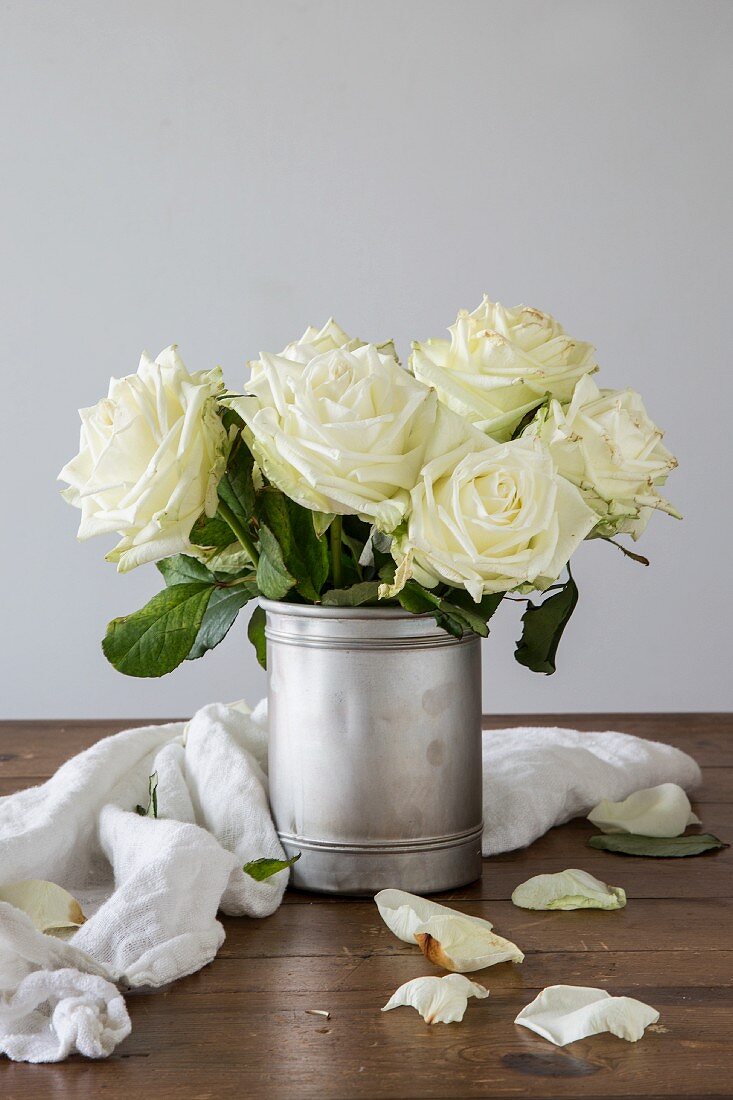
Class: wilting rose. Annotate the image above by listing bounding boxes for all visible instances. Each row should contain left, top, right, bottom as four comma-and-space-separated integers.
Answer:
392, 430, 597, 600
411, 296, 598, 441
231, 343, 436, 531
59, 346, 228, 571
524, 374, 679, 539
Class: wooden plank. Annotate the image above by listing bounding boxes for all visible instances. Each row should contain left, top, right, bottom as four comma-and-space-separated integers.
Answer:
166, 948, 733, 995
0, 714, 730, 776
215, 899, 733, 960
2, 994, 730, 1099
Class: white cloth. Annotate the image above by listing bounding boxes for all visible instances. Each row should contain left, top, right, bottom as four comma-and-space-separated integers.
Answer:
482, 725, 701, 855
0, 703, 700, 1062
0, 701, 284, 1062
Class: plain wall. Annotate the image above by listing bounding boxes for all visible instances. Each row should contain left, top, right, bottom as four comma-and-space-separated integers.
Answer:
1, 0, 731, 718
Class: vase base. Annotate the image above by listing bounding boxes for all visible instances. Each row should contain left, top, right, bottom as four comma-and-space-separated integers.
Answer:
278, 825, 484, 896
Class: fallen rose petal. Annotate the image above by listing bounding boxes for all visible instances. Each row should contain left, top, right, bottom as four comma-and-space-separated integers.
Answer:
382, 974, 489, 1024
515, 985, 659, 1045
374, 888, 493, 944
511, 869, 626, 911
414, 913, 524, 972
0, 879, 86, 934
588, 783, 699, 838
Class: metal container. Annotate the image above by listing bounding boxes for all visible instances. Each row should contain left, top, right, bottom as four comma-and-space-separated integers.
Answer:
262, 599, 483, 895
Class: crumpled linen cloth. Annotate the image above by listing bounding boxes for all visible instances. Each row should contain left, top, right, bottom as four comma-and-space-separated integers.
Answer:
482, 725, 701, 856
0, 702, 700, 1062
0, 700, 284, 1062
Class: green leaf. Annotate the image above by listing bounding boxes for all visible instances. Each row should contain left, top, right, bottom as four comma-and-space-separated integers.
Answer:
321, 582, 382, 607
514, 572, 578, 674
243, 853, 301, 881
449, 590, 504, 622
256, 524, 296, 600
189, 512, 235, 550
397, 581, 439, 615
187, 581, 258, 660
218, 440, 257, 527
588, 833, 728, 857
135, 772, 159, 818
247, 604, 267, 669
258, 489, 329, 600
157, 554, 216, 586
103, 583, 213, 677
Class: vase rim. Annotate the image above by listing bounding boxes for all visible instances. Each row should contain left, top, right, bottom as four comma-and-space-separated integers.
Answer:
258, 597, 432, 620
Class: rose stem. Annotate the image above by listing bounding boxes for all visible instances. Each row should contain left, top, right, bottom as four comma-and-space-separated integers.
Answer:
330, 516, 343, 588
217, 499, 260, 567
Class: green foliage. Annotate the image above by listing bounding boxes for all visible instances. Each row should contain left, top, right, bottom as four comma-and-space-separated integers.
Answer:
247, 604, 267, 669
257, 488, 328, 600
256, 524, 296, 599
135, 772, 159, 818
321, 582, 382, 606
218, 439, 256, 528
397, 581, 503, 639
243, 853, 301, 881
588, 833, 728, 857
189, 512, 235, 550
157, 554, 216, 586
514, 572, 578, 674
103, 583, 213, 677
187, 581, 258, 660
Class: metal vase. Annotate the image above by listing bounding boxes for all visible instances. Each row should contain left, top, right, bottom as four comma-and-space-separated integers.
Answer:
262, 599, 483, 895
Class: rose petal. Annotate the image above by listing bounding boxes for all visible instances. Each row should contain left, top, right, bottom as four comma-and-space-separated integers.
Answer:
0, 879, 86, 934
382, 974, 489, 1024
515, 985, 659, 1045
414, 914, 524, 972
374, 889, 493, 944
511, 869, 626, 911
588, 783, 700, 838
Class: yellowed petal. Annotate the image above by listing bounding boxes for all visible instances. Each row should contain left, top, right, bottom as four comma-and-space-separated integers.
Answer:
374, 888, 493, 944
511, 869, 626, 911
0, 879, 86, 934
588, 783, 699, 838
382, 974, 489, 1024
515, 985, 659, 1045
414, 914, 523, 972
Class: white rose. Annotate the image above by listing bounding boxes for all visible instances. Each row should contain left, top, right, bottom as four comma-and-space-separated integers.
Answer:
59, 346, 228, 572
524, 374, 679, 539
249, 318, 397, 376
231, 343, 436, 531
393, 430, 597, 601
411, 296, 598, 441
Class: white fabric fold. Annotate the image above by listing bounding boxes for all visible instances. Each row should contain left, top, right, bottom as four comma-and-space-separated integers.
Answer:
482, 725, 700, 855
0, 702, 286, 1062
0, 702, 700, 1062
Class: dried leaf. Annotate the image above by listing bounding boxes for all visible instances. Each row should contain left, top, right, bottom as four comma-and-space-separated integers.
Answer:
589, 833, 727, 857
382, 974, 489, 1024
511, 869, 626, 911
588, 783, 700, 838
0, 879, 86, 934
515, 985, 659, 1045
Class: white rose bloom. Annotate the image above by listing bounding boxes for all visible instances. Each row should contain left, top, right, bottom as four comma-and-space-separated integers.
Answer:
411, 296, 598, 441
230, 344, 436, 531
524, 374, 679, 539
249, 318, 397, 377
393, 428, 597, 601
59, 346, 228, 572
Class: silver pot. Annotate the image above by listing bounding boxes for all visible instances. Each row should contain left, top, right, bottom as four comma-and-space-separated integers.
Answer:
262, 599, 483, 895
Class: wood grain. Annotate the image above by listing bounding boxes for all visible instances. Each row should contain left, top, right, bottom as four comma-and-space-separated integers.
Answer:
0, 713, 731, 1099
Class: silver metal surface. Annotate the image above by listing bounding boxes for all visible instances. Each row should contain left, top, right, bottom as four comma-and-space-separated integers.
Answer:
262, 599, 483, 895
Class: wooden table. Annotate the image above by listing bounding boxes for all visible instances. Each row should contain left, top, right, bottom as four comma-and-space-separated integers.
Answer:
1, 714, 731, 1099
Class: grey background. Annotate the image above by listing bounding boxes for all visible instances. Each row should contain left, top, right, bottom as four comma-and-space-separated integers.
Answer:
2, 0, 731, 718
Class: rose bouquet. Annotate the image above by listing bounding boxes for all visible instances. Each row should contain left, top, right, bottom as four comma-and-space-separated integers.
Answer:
60, 298, 679, 678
